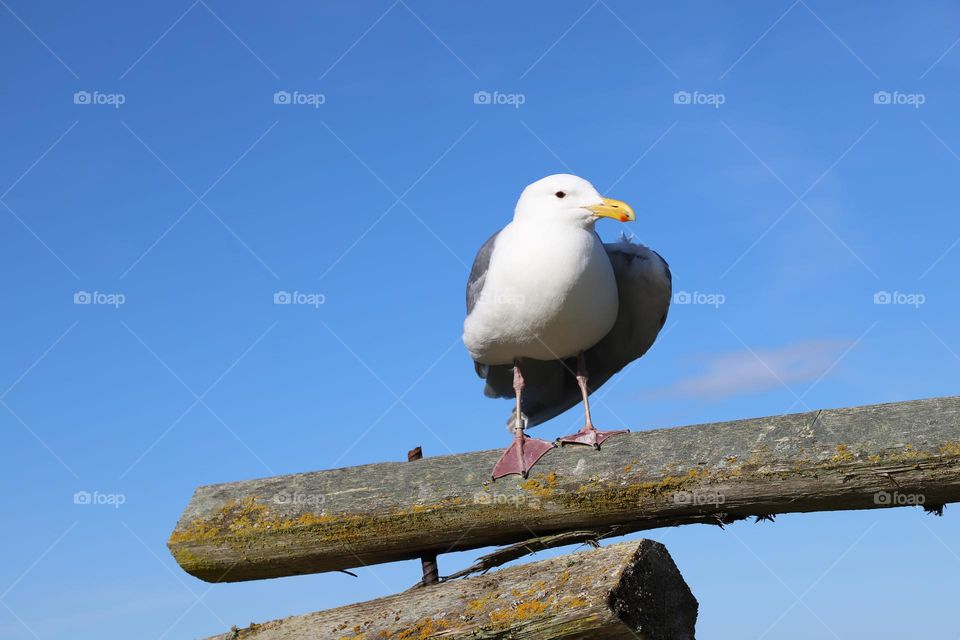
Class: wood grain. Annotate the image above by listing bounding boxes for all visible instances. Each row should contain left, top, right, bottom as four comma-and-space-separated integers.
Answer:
204, 539, 697, 640
170, 395, 960, 582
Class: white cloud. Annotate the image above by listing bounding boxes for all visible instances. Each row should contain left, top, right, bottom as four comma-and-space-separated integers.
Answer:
651, 339, 851, 401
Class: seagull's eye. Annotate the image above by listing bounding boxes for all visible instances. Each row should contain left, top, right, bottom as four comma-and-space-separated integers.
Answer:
555, 191, 566, 199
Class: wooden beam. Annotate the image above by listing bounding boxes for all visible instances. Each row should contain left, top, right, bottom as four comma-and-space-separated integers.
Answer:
204, 539, 697, 640
169, 395, 960, 582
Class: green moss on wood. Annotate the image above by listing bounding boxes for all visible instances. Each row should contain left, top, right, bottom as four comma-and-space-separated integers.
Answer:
170, 441, 960, 580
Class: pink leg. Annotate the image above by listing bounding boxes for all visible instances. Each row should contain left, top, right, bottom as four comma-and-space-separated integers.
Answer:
491, 360, 555, 480
556, 352, 629, 449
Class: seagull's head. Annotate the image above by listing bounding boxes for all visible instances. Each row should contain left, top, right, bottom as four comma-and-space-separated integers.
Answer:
513, 174, 635, 227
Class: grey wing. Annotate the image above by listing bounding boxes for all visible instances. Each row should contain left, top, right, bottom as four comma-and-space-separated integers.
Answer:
466, 230, 500, 316
467, 230, 507, 382
508, 235, 673, 427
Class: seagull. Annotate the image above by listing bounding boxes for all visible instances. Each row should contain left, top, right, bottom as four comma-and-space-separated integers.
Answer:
463, 174, 672, 480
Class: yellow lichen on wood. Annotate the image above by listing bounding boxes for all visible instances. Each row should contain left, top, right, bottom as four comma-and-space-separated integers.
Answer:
170, 496, 480, 553
171, 414, 960, 584
940, 440, 960, 456
561, 596, 590, 608
831, 444, 856, 463
465, 592, 500, 614
520, 471, 558, 498
178, 442, 956, 553
489, 599, 548, 623
393, 617, 450, 639
169, 497, 271, 544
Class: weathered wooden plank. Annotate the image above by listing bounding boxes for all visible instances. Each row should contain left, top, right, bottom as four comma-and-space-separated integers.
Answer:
204, 539, 697, 640
170, 395, 960, 582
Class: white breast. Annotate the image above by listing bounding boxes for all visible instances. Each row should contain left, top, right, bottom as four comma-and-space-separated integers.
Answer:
463, 220, 619, 364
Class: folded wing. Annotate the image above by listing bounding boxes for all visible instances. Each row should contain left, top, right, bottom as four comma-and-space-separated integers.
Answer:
475, 235, 672, 427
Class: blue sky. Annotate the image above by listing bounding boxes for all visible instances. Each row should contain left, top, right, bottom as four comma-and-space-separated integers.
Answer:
2, 1, 960, 638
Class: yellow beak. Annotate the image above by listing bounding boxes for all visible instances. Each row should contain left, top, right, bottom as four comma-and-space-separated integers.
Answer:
586, 197, 635, 223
